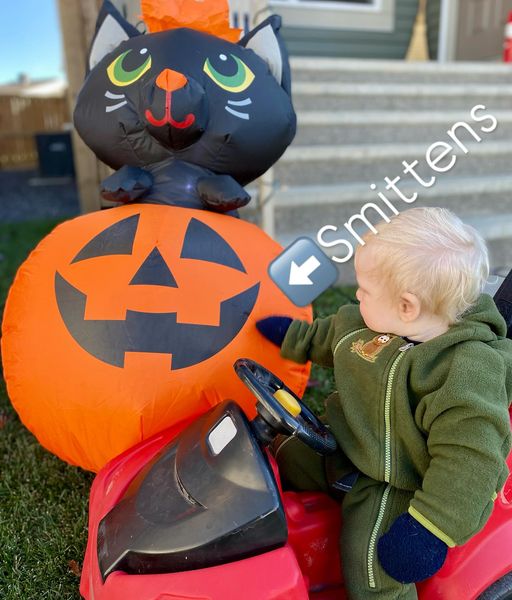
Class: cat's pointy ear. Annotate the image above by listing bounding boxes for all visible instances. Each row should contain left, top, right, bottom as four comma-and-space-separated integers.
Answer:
87, 0, 141, 73
239, 15, 292, 97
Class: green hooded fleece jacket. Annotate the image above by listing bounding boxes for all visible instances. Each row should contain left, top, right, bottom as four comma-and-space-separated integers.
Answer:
280, 293, 512, 547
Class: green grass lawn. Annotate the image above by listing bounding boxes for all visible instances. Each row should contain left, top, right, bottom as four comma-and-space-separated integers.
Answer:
0, 218, 355, 599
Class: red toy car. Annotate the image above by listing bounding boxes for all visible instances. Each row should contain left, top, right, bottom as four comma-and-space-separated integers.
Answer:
80, 276, 512, 600
80, 356, 512, 600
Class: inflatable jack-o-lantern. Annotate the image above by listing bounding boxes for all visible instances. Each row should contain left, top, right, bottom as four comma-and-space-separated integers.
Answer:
2, 205, 311, 471
1, 0, 309, 472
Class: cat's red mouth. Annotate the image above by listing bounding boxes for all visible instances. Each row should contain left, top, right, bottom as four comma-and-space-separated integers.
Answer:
145, 90, 195, 129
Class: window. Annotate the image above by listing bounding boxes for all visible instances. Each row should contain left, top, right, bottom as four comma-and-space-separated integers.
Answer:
269, 0, 395, 31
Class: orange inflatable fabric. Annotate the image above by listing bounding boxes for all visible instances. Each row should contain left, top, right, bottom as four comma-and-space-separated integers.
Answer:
140, 0, 242, 41
1, 205, 312, 472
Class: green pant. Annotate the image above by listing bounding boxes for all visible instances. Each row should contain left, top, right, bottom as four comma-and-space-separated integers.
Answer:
275, 437, 418, 600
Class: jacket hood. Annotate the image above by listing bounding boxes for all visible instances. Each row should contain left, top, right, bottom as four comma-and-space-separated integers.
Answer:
442, 293, 507, 345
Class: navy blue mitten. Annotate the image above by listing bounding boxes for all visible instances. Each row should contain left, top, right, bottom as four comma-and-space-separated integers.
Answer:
377, 512, 448, 583
256, 316, 293, 347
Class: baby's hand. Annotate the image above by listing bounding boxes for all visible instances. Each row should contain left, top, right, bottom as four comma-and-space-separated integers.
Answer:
256, 316, 293, 347
377, 512, 447, 583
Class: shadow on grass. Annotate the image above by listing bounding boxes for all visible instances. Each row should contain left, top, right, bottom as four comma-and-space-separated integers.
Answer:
0, 218, 94, 600
0, 218, 356, 599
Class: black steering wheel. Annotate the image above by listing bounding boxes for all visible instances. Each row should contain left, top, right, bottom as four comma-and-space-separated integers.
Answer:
234, 358, 337, 455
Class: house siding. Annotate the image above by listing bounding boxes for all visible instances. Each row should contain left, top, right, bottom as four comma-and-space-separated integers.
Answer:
280, 0, 419, 58
426, 0, 441, 60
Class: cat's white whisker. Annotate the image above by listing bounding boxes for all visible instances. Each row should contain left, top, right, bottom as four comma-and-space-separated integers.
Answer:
105, 91, 126, 100
225, 106, 249, 120
106, 100, 128, 113
227, 98, 252, 107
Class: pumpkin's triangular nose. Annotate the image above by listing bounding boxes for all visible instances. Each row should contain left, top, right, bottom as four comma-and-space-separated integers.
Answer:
130, 247, 178, 287
155, 68, 188, 92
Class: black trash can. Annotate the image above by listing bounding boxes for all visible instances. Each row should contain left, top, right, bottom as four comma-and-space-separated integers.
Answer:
35, 132, 75, 178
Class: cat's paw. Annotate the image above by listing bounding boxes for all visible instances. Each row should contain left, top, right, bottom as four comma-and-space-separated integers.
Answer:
101, 166, 153, 203
197, 175, 251, 212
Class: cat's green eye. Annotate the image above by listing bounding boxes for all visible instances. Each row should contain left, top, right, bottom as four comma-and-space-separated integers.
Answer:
203, 54, 255, 93
107, 49, 152, 87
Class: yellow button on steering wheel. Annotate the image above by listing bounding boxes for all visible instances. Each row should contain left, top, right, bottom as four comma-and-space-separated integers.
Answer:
273, 389, 302, 418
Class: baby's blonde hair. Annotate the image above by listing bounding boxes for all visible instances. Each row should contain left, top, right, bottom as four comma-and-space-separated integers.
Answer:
360, 207, 489, 324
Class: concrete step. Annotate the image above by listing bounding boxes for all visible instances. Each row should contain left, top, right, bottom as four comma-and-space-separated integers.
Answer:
274, 237, 512, 286
290, 57, 512, 86
243, 174, 512, 234
266, 212, 512, 285
246, 173, 512, 207
243, 173, 512, 282
294, 110, 512, 146
271, 196, 512, 240
292, 82, 512, 111
268, 173, 512, 207
274, 216, 512, 255
256, 58, 512, 283
274, 141, 512, 186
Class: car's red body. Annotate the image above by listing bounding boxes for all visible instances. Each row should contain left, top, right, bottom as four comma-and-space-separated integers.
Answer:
80, 411, 512, 600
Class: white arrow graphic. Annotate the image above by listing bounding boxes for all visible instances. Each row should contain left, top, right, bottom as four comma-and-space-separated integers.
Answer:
289, 255, 321, 286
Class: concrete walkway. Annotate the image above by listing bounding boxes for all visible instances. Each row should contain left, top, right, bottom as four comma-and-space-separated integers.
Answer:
0, 169, 80, 223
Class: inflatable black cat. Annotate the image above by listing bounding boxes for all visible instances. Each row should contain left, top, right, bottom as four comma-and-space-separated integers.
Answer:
74, 0, 296, 213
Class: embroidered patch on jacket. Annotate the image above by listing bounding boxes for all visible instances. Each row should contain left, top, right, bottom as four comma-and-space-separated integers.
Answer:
351, 334, 396, 363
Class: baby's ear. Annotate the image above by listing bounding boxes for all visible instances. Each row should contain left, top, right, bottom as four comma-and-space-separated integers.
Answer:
238, 15, 292, 97
399, 292, 421, 322
87, 0, 141, 73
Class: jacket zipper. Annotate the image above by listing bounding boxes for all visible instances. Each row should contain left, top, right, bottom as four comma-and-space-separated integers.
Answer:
333, 327, 367, 356
367, 342, 413, 589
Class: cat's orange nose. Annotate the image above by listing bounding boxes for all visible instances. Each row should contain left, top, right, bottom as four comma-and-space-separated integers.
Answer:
155, 69, 188, 92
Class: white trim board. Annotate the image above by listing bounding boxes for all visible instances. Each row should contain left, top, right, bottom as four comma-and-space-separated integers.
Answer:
273, 0, 382, 13
290, 56, 512, 73
438, 0, 459, 62
268, 0, 395, 31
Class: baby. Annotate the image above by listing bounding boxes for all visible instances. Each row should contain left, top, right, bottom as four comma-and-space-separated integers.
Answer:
257, 207, 512, 600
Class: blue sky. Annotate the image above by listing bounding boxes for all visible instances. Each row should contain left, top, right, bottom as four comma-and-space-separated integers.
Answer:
0, 0, 64, 84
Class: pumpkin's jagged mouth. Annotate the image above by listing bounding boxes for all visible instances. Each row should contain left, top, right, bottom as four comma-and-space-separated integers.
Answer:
55, 272, 260, 370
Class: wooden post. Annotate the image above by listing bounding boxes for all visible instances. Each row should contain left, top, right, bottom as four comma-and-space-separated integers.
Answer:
57, 0, 105, 213
258, 168, 275, 239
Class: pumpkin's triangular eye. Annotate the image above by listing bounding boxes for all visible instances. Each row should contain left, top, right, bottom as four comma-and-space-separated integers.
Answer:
129, 247, 178, 287
71, 214, 139, 264
180, 218, 246, 273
